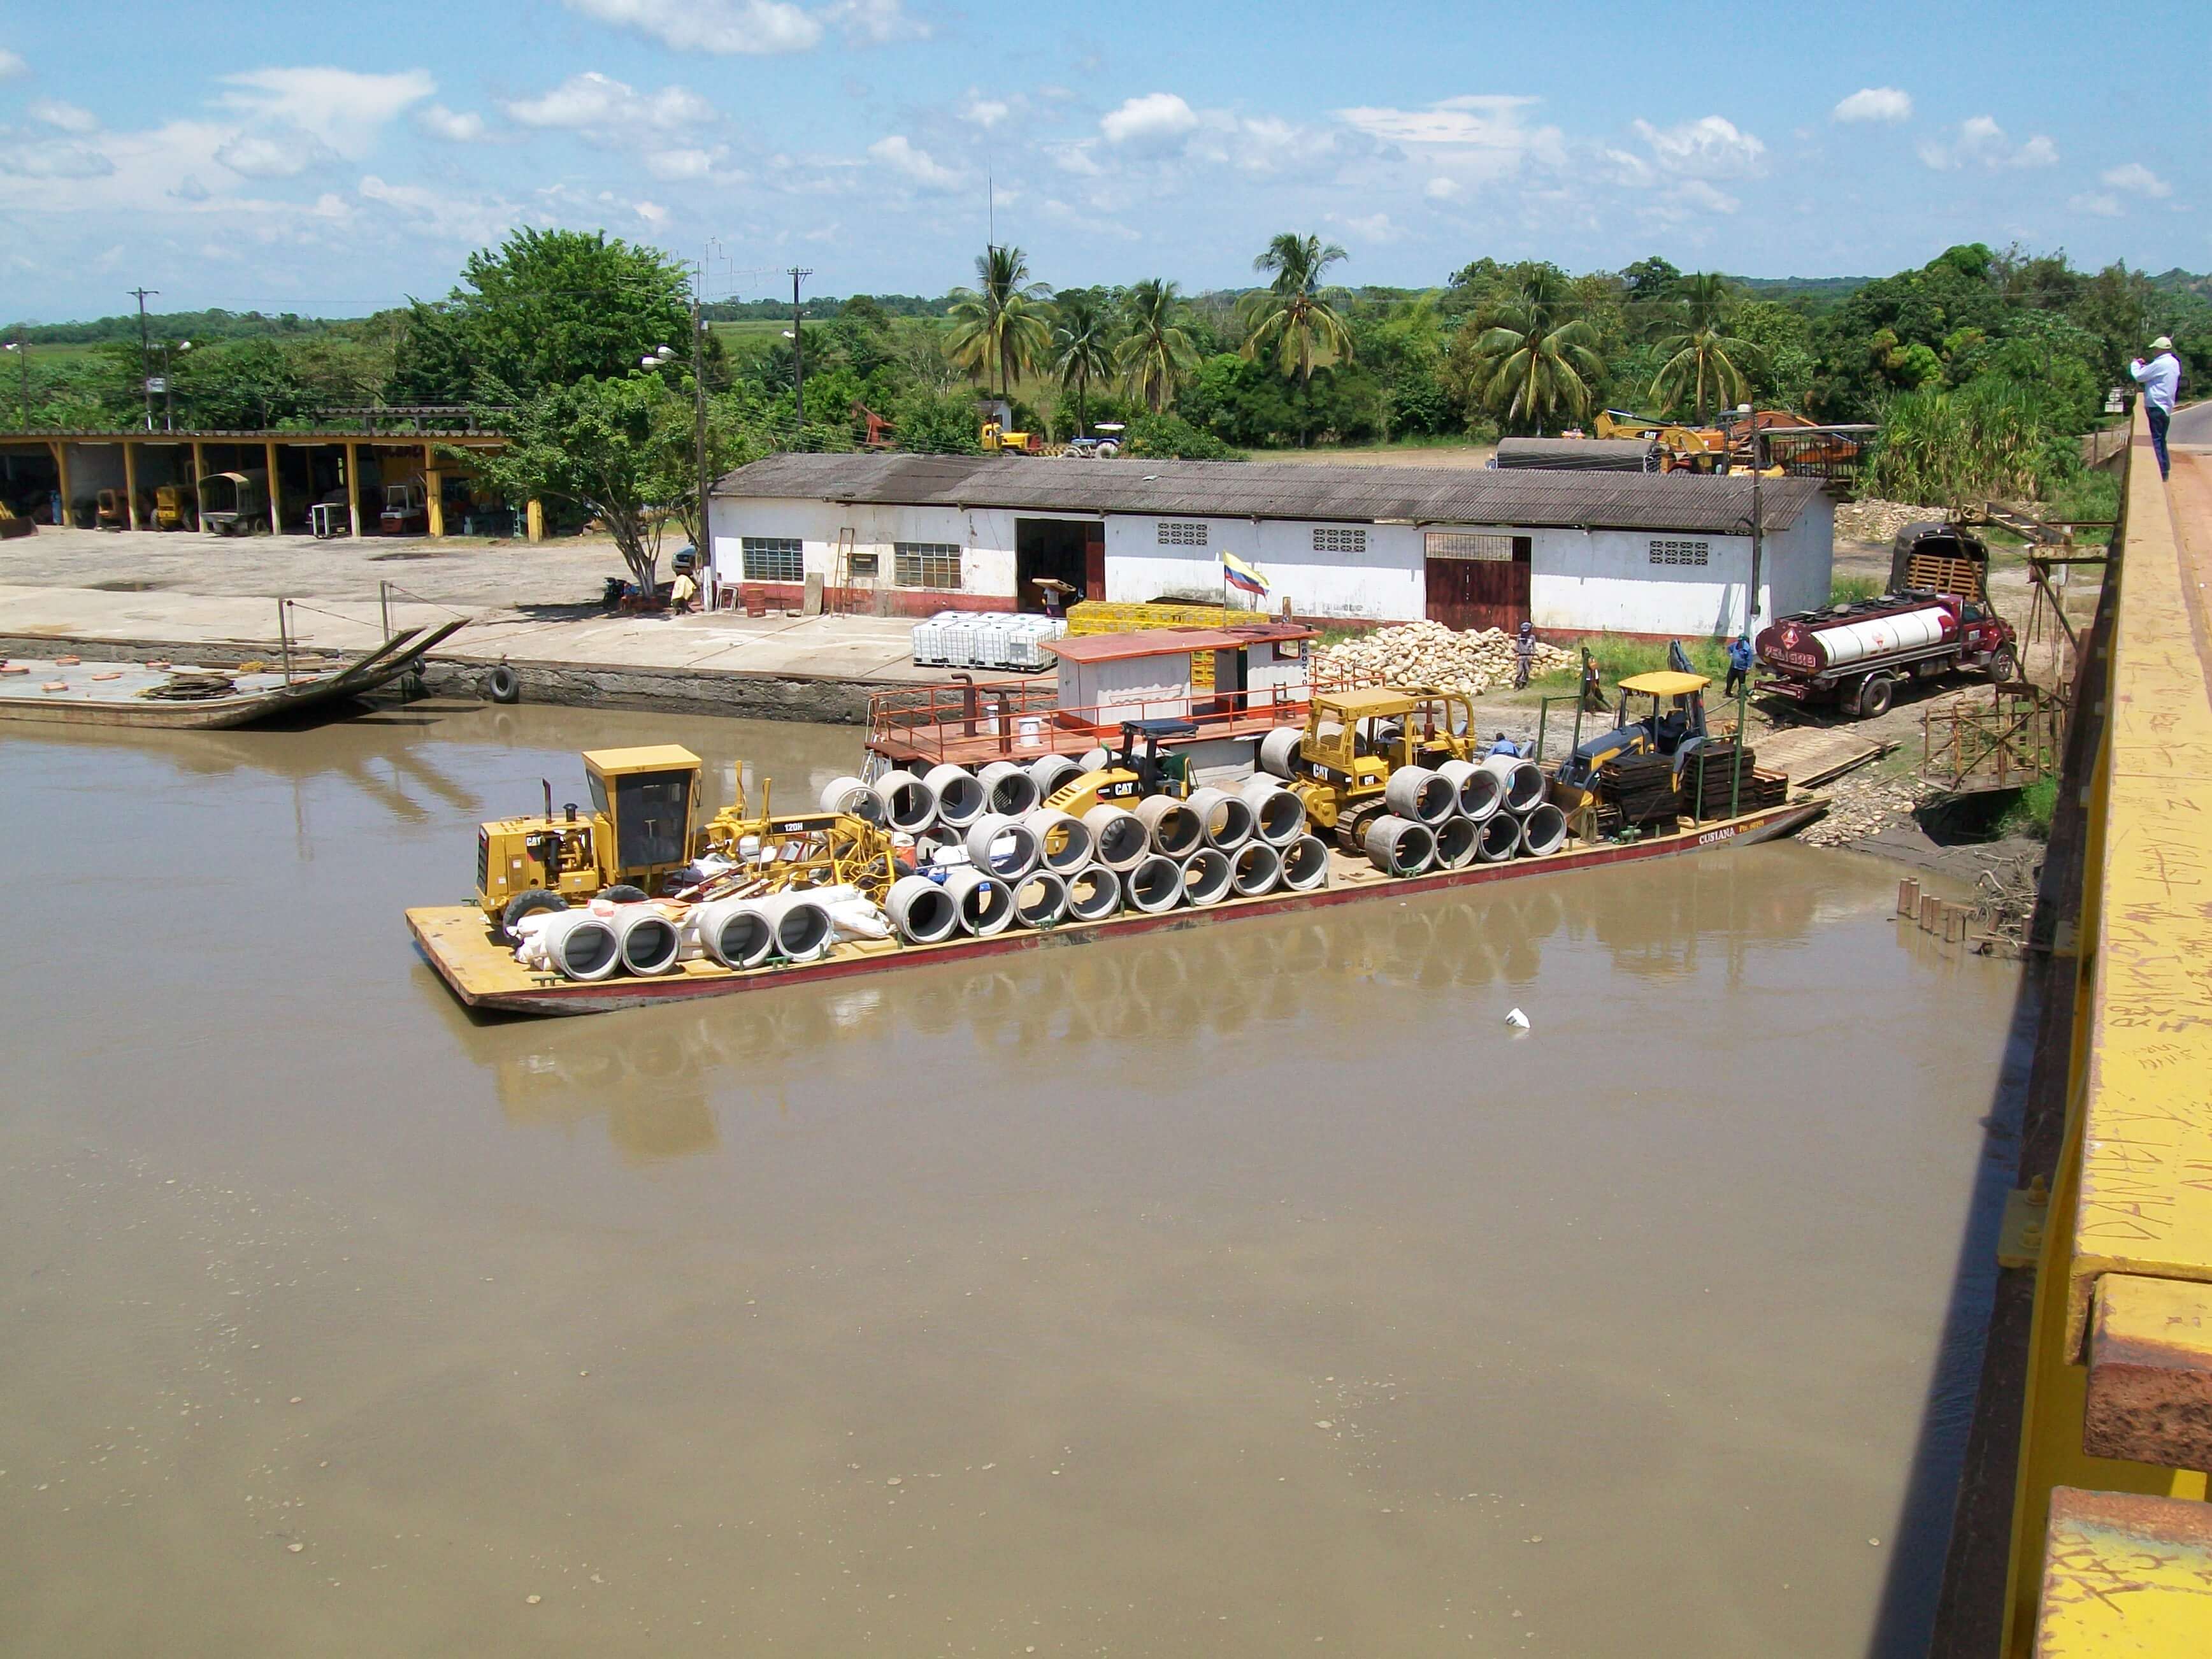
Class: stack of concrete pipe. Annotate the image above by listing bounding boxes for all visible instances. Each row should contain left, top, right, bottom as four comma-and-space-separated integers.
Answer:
1355, 752, 1569, 878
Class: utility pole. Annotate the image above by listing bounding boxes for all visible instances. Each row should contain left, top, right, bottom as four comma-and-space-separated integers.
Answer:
129, 287, 159, 431
1731, 410, 1765, 819
690, 269, 712, 610
787, 266, 812, 433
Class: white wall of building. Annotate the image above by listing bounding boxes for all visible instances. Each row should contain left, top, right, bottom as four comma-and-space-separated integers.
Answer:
712, 490, 1835, 637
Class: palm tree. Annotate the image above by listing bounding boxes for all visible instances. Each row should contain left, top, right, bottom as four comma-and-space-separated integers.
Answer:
1472, 269, 1604, 434
945, 245, 1053, 399
1116, 278, 1198, 414
1239, 232, 1354, 387
1648, 272, 1760, 423
1050, 288, 1119, 438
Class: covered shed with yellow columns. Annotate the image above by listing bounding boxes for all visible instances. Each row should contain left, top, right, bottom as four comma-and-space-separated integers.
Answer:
0, 426, 533, 539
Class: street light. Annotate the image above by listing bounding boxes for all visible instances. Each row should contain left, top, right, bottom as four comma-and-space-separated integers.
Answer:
157, 340, 191, 431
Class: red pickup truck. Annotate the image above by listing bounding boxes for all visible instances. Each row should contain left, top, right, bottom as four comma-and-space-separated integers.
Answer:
1754, 591, 2019, 719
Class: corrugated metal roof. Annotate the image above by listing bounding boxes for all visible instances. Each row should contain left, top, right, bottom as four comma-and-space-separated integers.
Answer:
714, 451, 1823, 533
1493, 437, 1659, 472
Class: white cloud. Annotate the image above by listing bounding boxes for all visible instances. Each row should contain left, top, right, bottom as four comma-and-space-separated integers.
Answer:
214, 131, 338, 178
1047, 141, 1105, 177
1630, 114, 1765, 178
1040, 198, 1140, 240
0, 48, 25, 80
824, 0, 927, 44
868, 133, 963, 189
0, 138, 116, 180
1424, 176, 1460, 201
1102, 92, 1199, 147
961, 92, 1010, 129
416, 104, 487, 143
216, 67, 434, 157
29, 99, 100, 135
647, 146, 724, 180
503, 73, 712, 135
1921, 115, 2056, 171
2069, 193, 2122, 217
2102, 161, 2167, 198
1832, 87, 1912, 124
358, 173, 519, 243
563, 0, 823, 55
1671, 178, 1741, 214
634, 199, 670, 226
1335, 94, 1563, 192
1332, 211, 1400, 243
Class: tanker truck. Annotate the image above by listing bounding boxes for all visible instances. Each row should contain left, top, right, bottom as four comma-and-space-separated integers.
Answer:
1753, 591, 2018, 719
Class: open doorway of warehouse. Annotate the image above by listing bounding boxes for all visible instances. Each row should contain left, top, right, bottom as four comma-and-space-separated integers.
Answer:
1016, 517, 1103, 613
1425, 531, 1530, 631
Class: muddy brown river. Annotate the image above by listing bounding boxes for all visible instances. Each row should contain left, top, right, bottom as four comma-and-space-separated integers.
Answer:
1, 701, 2023, 1655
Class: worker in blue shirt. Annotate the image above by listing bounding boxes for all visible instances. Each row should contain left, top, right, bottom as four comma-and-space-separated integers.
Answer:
2130, 335, 2181, 480
1486, 731, 1524, 758
1724, 633, 1753, 697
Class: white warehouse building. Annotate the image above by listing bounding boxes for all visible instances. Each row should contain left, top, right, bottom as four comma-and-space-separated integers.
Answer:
707, 453, 1834, 639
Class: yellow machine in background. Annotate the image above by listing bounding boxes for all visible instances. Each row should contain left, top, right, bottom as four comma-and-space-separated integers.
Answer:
154, 484, 194, 531
1285, 687, 1479, 850
979, 419, 1044, 455
475, 744, 895, 935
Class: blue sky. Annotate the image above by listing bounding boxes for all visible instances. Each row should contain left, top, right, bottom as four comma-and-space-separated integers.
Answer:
1, 0, 2202, 321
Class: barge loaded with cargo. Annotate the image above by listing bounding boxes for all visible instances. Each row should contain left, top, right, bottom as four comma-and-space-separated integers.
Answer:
409, 633, 1820, 1017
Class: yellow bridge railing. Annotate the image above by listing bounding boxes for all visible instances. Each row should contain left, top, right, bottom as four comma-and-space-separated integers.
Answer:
2002, 406, 2212, 1652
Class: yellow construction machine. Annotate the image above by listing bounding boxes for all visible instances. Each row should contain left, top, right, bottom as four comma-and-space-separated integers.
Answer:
476, 744, 895, 936
1548, 663, 1714, 819
979, 419, 1045, 455
1040, 719, 1198, 814
1281, 687, 1479, 851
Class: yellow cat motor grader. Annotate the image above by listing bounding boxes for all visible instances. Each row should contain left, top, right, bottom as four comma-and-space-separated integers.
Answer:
1283, 687, 1479, 851
476, 745, 894, 937
1040, 718, 1199, 814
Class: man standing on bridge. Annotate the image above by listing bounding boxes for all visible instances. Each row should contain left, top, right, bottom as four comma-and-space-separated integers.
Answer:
2130, 335, 2181, 480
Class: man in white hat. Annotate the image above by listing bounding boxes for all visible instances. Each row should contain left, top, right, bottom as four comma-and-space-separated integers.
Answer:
2130, 335, 2181, 480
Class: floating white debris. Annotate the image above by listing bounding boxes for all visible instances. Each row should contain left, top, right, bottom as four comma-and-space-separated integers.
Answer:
1505, 1008, 1530, 1030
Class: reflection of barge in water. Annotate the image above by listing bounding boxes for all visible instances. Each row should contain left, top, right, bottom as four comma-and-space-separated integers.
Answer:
408, 796, 1824, 1017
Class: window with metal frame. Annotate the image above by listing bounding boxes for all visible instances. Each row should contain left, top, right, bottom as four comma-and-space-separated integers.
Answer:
1312, 526, 1367, 554
1157, 521, 1209, 546
1648, 538, 1711, 567
1425, 531, 1515, 561
742, 536, 804, 583
894, 542, 963, 589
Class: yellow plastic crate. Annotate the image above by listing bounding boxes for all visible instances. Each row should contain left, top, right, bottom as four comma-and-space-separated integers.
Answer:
1065, 601, 1237, 686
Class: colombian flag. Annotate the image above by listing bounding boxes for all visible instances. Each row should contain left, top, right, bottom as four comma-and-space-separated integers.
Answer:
1221, 550, 1270, 597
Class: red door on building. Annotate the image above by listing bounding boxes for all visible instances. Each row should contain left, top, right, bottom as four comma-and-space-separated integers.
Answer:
1083, 524, 1106, 601
1425, 532, 1530, 631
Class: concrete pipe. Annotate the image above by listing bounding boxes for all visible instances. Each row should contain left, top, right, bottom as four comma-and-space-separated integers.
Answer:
1135, 795, 1203, 858
1023, 807, 1093, 873
923, 763, 988, 830
1480, 754, 1546, 814
761, 893, 835, 963
1230, 840, 1282, 897
1433, 815, 1479, 871
1184, 786, 1254, 851
1065, 865, 1121, 922
1518, 801, 1569, 858
1180, 847, 1233, 907
964, 812, 1042, 881
1364, 814, 1436, 878
939, 865, 1015, 937
1279, 834, 1332, 892
870, 769, 937, 834
1476, 812, 1521, 863
1383, 765, 1455, 826
1238, 776, 1308, 847
609, 904, 684, 975
1081, 805, 1149, 872
1028, 753, 1082, 801
977, 759, 1040, 817
885, 875, 961, 944
1259, 726, 1305, 780
1012, 870, 1071, 929
1437, 759, 1503, 822
693, 895, 779, 969
819, 775, 886, 825
536, 910, 622, 982
1077, 745, 1112, 772
1121, 852, 1183, 914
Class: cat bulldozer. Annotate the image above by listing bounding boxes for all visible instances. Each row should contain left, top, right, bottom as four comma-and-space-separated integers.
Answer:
1280, 687, 1479, 851
1041, 718, 1198, 814
1549, 647, 1713, 817
477, 744, 894, 937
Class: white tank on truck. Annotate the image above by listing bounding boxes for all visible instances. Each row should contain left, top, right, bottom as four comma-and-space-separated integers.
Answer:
1755, 591, 2018, 720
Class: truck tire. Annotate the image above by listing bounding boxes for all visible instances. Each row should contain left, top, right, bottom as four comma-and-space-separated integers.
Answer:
1986, 645, 2019, 684
502, 888, 568, 938
1856, 675, 1893, 719
486, 664, 521, 704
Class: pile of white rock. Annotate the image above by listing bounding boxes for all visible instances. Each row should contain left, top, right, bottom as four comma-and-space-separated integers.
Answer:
1314, 621, 1573, 696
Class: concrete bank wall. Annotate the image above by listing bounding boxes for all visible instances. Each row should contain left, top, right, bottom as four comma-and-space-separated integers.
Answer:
0, 634, 877, 724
